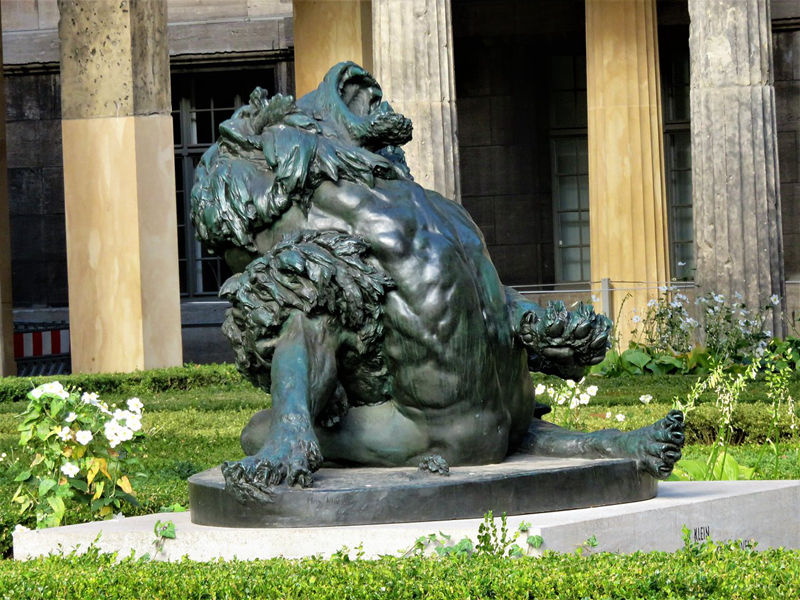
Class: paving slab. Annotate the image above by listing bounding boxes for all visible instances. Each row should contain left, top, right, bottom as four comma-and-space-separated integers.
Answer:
13, 480, 800, 560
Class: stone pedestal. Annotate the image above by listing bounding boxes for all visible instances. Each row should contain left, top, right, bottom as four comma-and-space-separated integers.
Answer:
292, 0, 373, 97
689, 0, 785, 335
0, 2, 16, 376
13, 481, 800, 560
59, 0, 182, 373
372, 0, 460, 200
189, 456, 655, 528
585, 0, 671, 342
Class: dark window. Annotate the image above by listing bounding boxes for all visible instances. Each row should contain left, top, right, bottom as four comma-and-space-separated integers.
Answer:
549, 53, 590, 283
171, 68, 277, 296
661, 27, 694, 281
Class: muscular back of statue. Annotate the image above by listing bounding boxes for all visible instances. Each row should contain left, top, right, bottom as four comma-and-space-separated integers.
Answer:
191, 63, 684, 500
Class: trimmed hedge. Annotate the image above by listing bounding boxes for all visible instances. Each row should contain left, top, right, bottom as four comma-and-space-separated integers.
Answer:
0, 364, 244, 403
685, 403, 799, 444
1, 545, 799, 599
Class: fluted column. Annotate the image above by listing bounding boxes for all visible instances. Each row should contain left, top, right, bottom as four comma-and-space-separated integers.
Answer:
372, 0, 460, 200
689, 0, 785, 335
0, 2, 16, 376
59, 0, 182, 372
585, 0, 671, 343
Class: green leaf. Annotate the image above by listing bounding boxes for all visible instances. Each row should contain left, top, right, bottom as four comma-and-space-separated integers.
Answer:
14, 470, 32, 482
154, 519, 177, 540
620, 348, 651, 369
46, 495, 66, 520
38, 478, 57, 498
69, 478, 89, 493
18, 429, 33, 446
527, 535, 544, 549
35, 422, 53, 440
672, 459, 706, 481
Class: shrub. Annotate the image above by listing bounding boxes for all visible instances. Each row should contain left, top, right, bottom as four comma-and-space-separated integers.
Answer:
0, 364, 244, 404
10, 383, 144, 528
0, 544, 799, 599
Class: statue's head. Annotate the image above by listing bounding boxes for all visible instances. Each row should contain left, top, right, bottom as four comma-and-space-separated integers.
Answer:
297, 62, 413, 152
191, 62, 413, 255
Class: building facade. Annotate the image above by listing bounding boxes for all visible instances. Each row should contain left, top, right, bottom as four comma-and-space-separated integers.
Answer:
1, 0, 798, 374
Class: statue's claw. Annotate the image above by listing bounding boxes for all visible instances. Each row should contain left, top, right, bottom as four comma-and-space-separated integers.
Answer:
635, 410, 685, 479
222, 428, 323, 503
520, 301, 612, 378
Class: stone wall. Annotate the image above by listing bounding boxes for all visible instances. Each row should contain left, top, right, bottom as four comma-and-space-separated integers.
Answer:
451, 0, 586, 286
5, 72, 66, 306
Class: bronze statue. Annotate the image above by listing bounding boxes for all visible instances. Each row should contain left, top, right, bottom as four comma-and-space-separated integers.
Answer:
191, 62, 684, 501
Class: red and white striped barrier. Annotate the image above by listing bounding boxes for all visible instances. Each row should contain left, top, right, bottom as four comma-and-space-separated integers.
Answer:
13, 329, 71, 359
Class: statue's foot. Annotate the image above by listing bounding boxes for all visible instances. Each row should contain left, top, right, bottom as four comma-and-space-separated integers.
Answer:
520, 301, 611, 378
626, 410, 685, 478
631, 410, 686, 479
222, 422, 323, 502
522, 411, 685, 479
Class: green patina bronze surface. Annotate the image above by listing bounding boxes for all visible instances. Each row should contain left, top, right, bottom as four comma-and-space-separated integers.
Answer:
191, 62, 684, 502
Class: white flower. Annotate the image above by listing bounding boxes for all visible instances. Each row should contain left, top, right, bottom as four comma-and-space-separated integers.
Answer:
31, 381, 69, 400
81, 392, 99, 405
75, 430, 93, 445
126, 414, 142, 432
639, 394, 653, 404
632, 315, 641, 324
586, 385, 598, 397
647, 299, 657, 308
57, 426, 72, 442
534, 384, 546, 396
615, 414, 626, 422
566, 379, 576, 389
60, 462, 80, 478
605, 411, 612, 419
770, 294, 780, 306
0, 452, 6, 462
579, 393, 591, 405
677, 261, 686, 267
546, 387, 555, 397
65, 412, 77, 423
569, 397, 581, 410
127, 397, 143, 413
13, 524, 30, 534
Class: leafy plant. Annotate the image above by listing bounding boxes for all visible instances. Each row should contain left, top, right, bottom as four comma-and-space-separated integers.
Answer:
10, 382, 144, 528
476, 511, 526, 558
535, 378, 598, 429
152, 519, 176, 555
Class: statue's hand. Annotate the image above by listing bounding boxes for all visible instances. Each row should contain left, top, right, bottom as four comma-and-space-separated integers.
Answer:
520, 301, 611, 378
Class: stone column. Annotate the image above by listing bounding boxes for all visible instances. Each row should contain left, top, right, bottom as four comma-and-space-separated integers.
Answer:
689, 0, 785, 335
59, 0, 183, 373
293, 0, 373, 97
0, 2, 17, 376
372, 0, 460, 200
585, 0, 671, 342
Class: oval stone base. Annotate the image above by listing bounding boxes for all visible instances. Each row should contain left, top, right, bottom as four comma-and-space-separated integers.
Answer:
189, 455, 657, 528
